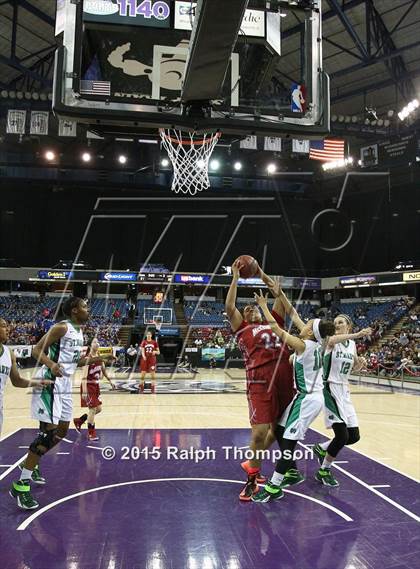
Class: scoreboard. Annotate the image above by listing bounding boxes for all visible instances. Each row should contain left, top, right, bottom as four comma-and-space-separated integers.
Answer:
138, 273, 173, 283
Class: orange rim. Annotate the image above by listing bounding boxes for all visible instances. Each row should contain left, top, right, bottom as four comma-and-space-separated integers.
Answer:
159, 128, 221, 146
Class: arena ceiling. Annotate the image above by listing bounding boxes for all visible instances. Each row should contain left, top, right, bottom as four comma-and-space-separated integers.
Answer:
1, 0, 420, 121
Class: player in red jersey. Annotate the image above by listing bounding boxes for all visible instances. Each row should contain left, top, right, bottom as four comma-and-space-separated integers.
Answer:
139, 330, 160, 393
73, 338, 115, 441
226, 261, 298, 500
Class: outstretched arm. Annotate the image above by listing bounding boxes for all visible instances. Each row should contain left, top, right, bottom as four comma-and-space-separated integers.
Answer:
327, 327, 372, 350
258, 269, 286, 320
268, 278, 305, 331
225, 260, 244, 333
254, 291, 306, 354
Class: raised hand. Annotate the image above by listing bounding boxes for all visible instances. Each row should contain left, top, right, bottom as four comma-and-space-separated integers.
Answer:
359, 327, 372, 338
231, 259, 243, 280
254, 289, 268, 307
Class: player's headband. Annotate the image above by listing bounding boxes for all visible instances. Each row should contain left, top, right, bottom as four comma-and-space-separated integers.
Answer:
337, 313, 352, 327
312, 319, 322, 343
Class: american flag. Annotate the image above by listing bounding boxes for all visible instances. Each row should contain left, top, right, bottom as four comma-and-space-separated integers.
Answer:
80, 80, 111, 96
309, 139, 345, 162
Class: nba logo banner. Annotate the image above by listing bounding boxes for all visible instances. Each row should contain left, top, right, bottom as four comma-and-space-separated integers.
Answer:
30, 111, 49, 135
6, 109, 26, 134
291, 84, 306, 113
264, 137, 282, 152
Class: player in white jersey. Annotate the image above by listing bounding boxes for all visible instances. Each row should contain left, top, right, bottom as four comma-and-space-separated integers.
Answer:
251, 290, 336, 503
313, 314, 371, 486
10, 297, 112, 510
0, 319, 52, 438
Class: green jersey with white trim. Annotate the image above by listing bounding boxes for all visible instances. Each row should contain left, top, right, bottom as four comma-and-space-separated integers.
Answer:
36, 320, 84, 381
293, 339, 324, 394
323, 340, 356, 384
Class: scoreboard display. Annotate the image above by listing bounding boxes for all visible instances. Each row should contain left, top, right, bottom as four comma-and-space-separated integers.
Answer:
138, 273, 173, 283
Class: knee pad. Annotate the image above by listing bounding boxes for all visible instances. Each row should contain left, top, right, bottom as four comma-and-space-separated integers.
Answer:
347, 427, 360, 445
29, 427, 59, 456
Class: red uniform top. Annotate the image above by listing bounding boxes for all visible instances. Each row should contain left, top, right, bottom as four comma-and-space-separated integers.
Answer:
141, 340, 159, 359
86, 362, 102, 385
236, 310, 290, 372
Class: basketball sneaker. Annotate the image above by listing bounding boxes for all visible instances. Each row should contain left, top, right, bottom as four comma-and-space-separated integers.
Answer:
251, 481, 284, 503
10, 480, 39, 510
281, 468, 305, 488
239, 475, 259, 501
73, 418, 83, 433
315, 468, 339, 487
87, 429, 99, 442
18, 462, 46, 485
241, 460, 267, 484
313, 443, 327, 465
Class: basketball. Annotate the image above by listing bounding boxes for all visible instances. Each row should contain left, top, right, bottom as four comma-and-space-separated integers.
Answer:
235, 255, 259, 279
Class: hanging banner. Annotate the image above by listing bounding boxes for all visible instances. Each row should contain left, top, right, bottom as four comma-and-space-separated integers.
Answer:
240, 135, 257, 150
292, 139, 310, 154
30, 111, 49, 135
360, 144, 378, 167
378, 134, 416, 164
58, 119, 77, 137
6, 110, 26, 134
264, 137, 282, 152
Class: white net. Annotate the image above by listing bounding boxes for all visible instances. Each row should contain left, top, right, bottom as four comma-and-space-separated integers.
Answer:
159, 128, 221, 195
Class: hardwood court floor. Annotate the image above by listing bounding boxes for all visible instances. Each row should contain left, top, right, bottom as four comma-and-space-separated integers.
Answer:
1, 367, 419, 479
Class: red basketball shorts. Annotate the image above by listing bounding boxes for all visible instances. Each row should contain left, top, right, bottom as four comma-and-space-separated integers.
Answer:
246, 361, 295, 425
140, 357, 157, 373
81, 383, 102, 409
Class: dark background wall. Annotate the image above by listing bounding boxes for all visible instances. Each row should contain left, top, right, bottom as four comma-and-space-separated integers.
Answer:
0, 177, 418, 276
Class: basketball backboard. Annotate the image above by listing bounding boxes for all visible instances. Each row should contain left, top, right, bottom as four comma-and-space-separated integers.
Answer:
53, 0, 329, 139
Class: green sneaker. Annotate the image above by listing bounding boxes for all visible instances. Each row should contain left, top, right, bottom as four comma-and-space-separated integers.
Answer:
281, 468, 305, 488
313, 443, 327, 465
9, 480, 39, 510
19, 462, 46, 485
315, 468, 340, 487
251, 481, 284, 503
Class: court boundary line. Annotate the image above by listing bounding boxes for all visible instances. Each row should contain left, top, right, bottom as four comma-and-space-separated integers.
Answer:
0, 428, 21, 443
16, 477, 353, 530
0, 454, 28, 482
309, 426, 420, 484
298, 441, 420, 523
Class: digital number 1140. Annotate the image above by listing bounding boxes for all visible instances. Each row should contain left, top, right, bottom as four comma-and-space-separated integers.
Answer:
117, 0, 170, 20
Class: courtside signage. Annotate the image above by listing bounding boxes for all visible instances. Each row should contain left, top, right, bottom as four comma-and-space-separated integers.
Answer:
100, 272, 138, 282
403, 272, 420, 282
174, 274, 211, 284
37, 270, 73, 280
340, 275, 377, 286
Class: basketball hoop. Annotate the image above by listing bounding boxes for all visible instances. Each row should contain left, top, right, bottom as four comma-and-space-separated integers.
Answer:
159, 128, 221, 196
153, 316, 163, 333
